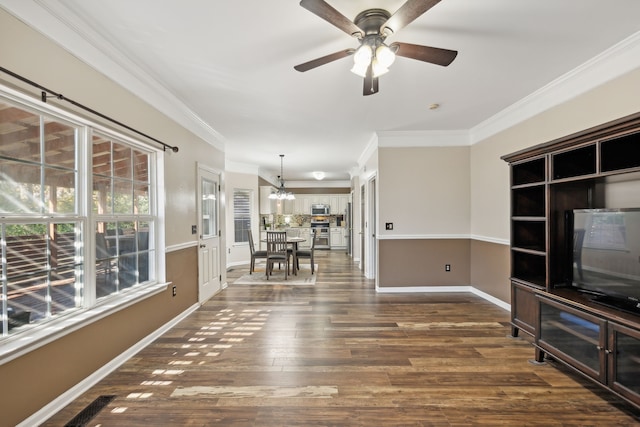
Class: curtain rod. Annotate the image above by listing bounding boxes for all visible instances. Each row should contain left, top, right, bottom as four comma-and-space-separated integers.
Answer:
0, 66, 179, 153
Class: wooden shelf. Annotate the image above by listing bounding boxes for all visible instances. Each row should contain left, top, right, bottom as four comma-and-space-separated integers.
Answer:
503, 112, 640, 411
552, 144, 596, 180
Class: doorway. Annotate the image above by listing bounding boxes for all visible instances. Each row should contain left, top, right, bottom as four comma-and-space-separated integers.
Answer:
360, 184, 365, 272
366, 176, 377, 280
197, 165, 221, 303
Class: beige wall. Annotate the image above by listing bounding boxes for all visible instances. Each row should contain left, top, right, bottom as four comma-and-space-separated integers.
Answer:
376, 69, 640, 300
470, 67, 640, 242
378, 147, 470, 236
376, 146, 471, 289
465, 67, 640, 303
0, 9, 220, 425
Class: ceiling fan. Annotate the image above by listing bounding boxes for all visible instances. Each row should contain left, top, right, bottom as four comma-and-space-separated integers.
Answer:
294, 0, 458, 96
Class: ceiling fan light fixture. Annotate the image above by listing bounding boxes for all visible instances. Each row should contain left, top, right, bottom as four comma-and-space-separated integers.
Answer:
353, 44, 373, 66
296, 1, 457, 96
371, 59, 389, 77
351, 44, 373, 77
350, 62, 369, 77
375, 43, 396, 68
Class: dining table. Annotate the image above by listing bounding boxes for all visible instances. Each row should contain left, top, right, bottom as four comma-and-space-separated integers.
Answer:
263, 231, 306, 275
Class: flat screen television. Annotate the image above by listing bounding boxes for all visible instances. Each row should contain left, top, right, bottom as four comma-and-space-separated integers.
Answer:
567, 208, 640, 314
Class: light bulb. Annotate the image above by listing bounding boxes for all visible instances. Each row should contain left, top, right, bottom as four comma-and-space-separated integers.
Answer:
350, 62, 369, 77
371, 59, 389, 77
375, 44, 396, 68
353, 44, 373, 66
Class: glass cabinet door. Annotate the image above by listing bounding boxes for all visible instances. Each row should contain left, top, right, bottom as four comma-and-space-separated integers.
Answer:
538, 297, 606, 382
609, 322, 640, 406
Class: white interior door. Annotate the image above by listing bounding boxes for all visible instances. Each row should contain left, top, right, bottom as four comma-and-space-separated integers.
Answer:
197, 166, 221, 303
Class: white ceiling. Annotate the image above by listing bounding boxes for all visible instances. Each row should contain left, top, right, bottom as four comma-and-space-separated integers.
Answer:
2, 0, 640, 183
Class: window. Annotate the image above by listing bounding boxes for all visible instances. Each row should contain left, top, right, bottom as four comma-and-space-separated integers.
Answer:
0, 92, 160, 338
92, 134, 155, 297
233, 189, 252, 243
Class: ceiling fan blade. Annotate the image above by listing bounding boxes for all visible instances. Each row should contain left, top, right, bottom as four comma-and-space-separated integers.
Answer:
381, 0, 441, 36
294, 49, 355, 72
300, 0, 363, 38
391, 42, 458, 66
363, 65, 379, 96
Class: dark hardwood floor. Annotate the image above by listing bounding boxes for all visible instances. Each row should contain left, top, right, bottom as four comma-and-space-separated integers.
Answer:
43, 251, 640, 426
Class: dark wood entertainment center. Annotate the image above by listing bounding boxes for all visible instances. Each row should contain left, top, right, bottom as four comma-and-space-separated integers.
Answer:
502, 112, 640, 410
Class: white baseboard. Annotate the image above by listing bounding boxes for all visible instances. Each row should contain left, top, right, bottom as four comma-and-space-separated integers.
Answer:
18, 303, 200, 427
376, 285, 511, 312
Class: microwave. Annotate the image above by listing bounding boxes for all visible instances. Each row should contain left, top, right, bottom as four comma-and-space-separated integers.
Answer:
311, 204, 330, 215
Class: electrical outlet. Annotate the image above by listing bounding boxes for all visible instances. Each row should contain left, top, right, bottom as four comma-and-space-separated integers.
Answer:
172, 285, 177, 297
445, 264, 451, 272
385, 222, 393, 230
191, 225, 197, 234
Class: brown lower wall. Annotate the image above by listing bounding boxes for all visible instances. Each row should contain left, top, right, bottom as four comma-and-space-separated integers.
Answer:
378, 239, 471, 287
470, 239, 511, 303
0, 246, 198, 426
378, 238, 511, 305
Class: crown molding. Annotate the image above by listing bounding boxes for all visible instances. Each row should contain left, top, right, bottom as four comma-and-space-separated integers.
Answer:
470, 30, 640, 144
372, 30, 640, 150
286, 180, 351, 188
4, 1, 639, 167
1, 0, 226, 151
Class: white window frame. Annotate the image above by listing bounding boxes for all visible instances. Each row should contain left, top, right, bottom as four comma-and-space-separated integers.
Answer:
233, 188, 252, 245
0, 84, 167, 364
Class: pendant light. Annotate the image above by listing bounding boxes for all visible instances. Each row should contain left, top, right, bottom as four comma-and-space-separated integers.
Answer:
269, 154, 295, 200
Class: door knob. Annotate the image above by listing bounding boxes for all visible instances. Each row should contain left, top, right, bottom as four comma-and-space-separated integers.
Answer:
199, 244, 206, 248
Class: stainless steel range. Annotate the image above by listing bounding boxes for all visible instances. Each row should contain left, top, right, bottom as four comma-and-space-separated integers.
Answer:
310, 220, 330, 249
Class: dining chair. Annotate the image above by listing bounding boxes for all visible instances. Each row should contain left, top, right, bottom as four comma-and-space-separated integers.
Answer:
247, 230, 267, 274
295, 228, 316, 274
266, 231, 289, 280
286, 228, 299, 275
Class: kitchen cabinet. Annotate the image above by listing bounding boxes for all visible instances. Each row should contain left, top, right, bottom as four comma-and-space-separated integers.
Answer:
329, 196, 340, 213
338, 195, 349, 214
309, 195, 330, 206
283, 194, 349, 216
294, 196, 310, 216
329, 195, 349, 215
330, 227, 346, 249
282, 199, 294, 215
259, 186, 276, 214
